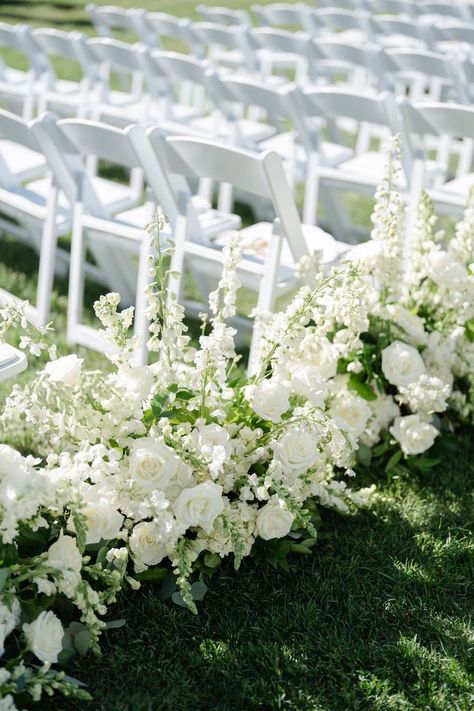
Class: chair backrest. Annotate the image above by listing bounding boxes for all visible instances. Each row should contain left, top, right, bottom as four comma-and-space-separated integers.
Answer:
0, 109, 42, 190
0, 23, 47, 77
31, 113, 140, 216
192, 21, 255, 70
252, 3, 309, 30
144, 13, 200, 55
141, 49, 211, 94
196, 5, 251, 27
401, 99, 474, 143
415, 2, 470, 21
31, 29, 98, 83
435, 20, 474, 45
87, 36, 142, 75
86, 3, 140, 39
144, 131, 309, 262
366, 0, 416, 16
373, 15, 426, 44
313, 8, 367, 33
384, 47, 469, 102
208, 73, 293, 147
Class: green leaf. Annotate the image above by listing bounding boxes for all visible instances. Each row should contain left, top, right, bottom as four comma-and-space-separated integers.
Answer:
465, 318, 474, 343
171, 591, 188, 608
151, 394, 168, 418
105, 619, 126, 629
290, 543, 313, 555
0, 543, 18, 567
174, 389, 194, 401
204, 553, 221, 569
348, 373, 377, 401
135, 566, 168, 583
357, 442, 372, 467
0, 568, 11, 592
190, 581, 208, 601
159, 573, 177, 601
385, 449, 403, 474
74, 629, 92, 656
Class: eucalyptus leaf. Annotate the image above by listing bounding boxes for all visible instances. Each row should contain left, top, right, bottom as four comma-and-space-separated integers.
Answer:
190, 581, 208, 601
74, 629, 92, 656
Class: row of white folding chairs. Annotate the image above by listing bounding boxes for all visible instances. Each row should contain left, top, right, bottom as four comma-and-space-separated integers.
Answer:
1, 98, 474, 360
3, 21, 473, 134
86, 2, 474, 57
1, 31, 473, 243
0, 109, 350, 367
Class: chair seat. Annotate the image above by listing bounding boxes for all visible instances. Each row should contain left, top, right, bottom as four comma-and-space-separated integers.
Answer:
0, 141, 46, 182
260, 132, 353, 170
192, 114, 277, 145
318, 151, 408, 190
28, 175, 139, 215
0, 344, 27, 383
428, 173, 474, 209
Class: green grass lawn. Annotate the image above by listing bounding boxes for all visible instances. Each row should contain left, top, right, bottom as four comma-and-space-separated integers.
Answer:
0, 2, 473, 710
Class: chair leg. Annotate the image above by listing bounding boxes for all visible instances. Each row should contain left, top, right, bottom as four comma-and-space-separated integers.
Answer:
35, 185, 59, 326
302, 152, 321, 226
67, 204, 86, 346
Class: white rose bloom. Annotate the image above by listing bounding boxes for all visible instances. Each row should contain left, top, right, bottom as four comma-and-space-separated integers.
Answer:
129, 521, 168, 567
300, 335, 339, 379
23, 610, 64, 663
390, 415, 439, 456
47, 533, 82, 573
381, 341, 425, 387
290, 364, 327, 408
116, 363, 153, 400
0, 445, 25, 481
246, 380, 290, 423
385, 305, 428, 346
129, 437, 180, 493
82, 499, 124, 545
192, 424, 232, 458
256, 497, 294, 540
173, 481, 225, 533
330, 394, 372, 438
273, 428, 320, 475
44, 354, 83, 387
427, 250, 468, 289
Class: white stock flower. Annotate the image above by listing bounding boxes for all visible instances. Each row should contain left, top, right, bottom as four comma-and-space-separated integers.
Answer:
256, 497, 294, 540
381, 341, 425, 387
44, 354, 83, 387
47, 533, 82, 573
129, 521, 168, 568
390, 415, 438, 456
385, 305, 428, 346
246, 380, 290, 423
427, 250, 468, 289
173, 482, 225, 533
23, 611, 64, 663
273, 428, 320, 475
129, 437, 180, 493
116, 364, 153, 400
330, 394, 372, 439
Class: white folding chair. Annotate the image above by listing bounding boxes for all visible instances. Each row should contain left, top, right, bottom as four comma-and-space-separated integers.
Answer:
247, 27, 316, 82
291, 88, 405, 238
191, 22, 257, 74
31, 115, 157, 361
312, 8, 371, 44
371, 15, 429, 49
313, 38, 385, 92
31, 29, 98, 117
0, 23, 40, 120
414, 2, 471, 22
381, 47, 470, 104
139, 12, 202, 55
401, 99, 474, 219
132, 131, 347, 366
426, 21, 474, 56
196, 5, 252, 28
0, 345, 27, 383
86, 4, 143, 41
365, 0, 416, 17
0, 110, 72, 325
85, 38, 150, 125
252, 3, 314, 31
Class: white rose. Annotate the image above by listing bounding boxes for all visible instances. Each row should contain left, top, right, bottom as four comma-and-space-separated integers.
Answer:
173, 481, 224, 533
82, 499, 124, 545
381, 341, 425, 387
300, 335, 339, 379
44, 354, 83, 386
290, 364, 327, 408
390, 415, 438, 456
385, 305, 428, 346
256, 497, 294, 540
129, 437, 180, 493
246, 380, 290, 423
192, 424, 232, 457
47, 533, 82, 573
129, 521, 167, 567
0, 445, 25, 480
330, 394, 372, 438
0, 599, 20, 657
427, 250, 468, 289
273, 429, 320, 475
23, 610, 63, 663
116, 363, 153, 400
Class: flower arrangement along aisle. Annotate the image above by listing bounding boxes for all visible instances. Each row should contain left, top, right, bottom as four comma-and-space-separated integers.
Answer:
328, 136, 474, 475
0, 215, 375, 708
